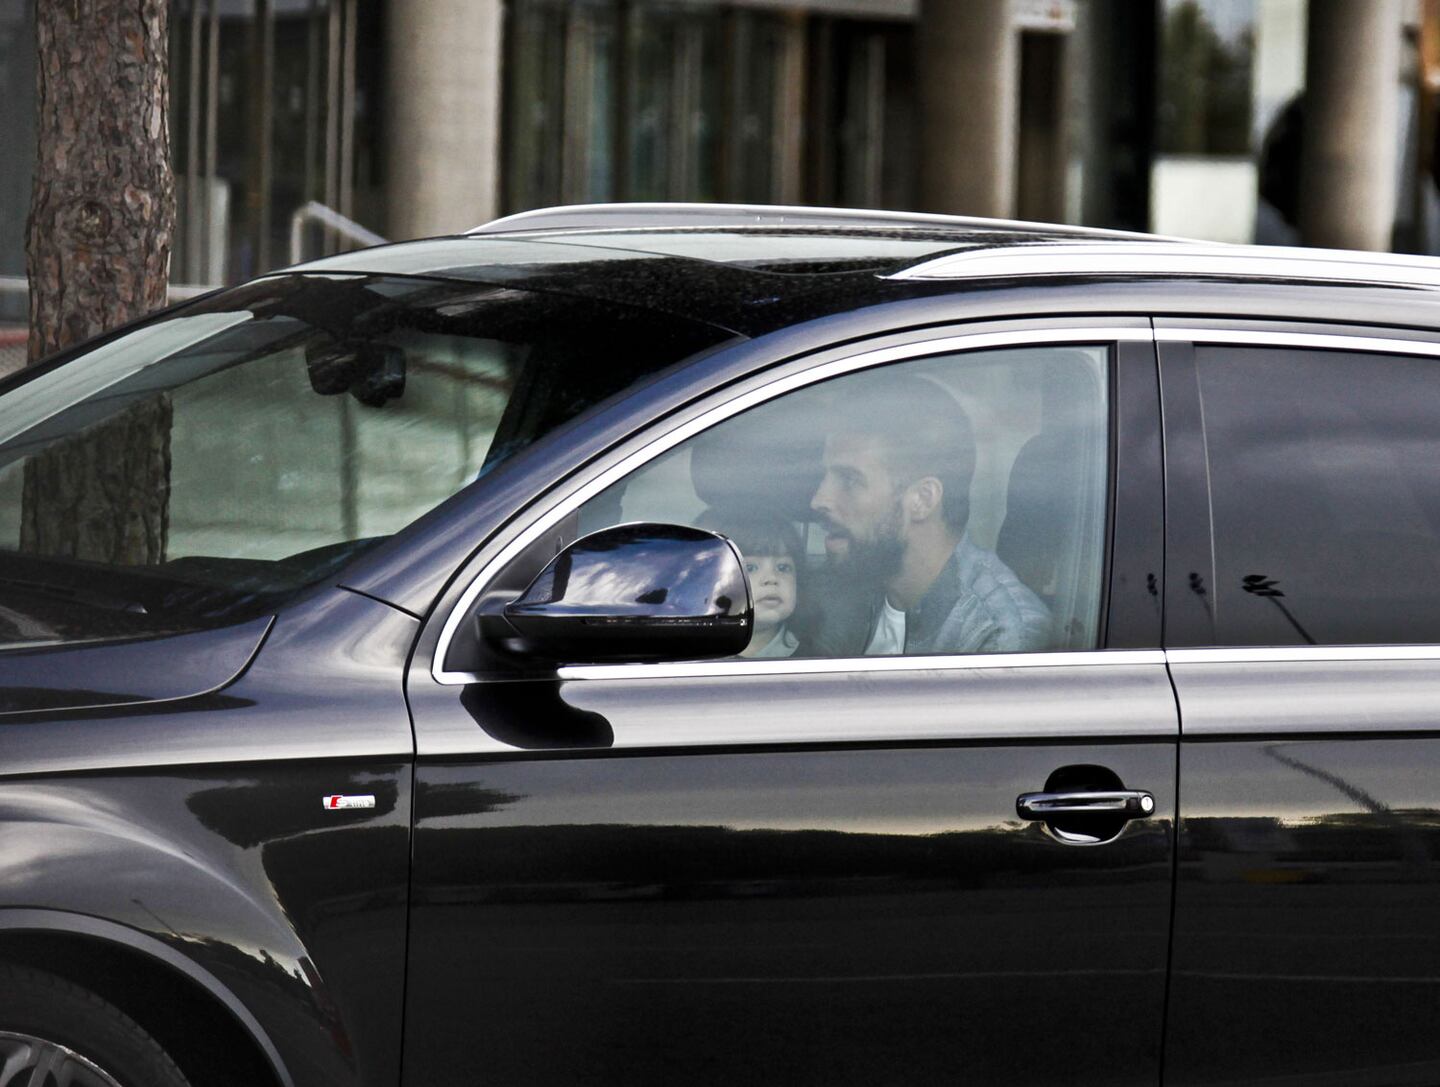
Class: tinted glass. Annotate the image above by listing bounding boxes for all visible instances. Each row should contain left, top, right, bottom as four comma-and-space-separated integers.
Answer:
1197, 345, 1440, 646
568, 344, 1109, 660
0, 274, 727, 648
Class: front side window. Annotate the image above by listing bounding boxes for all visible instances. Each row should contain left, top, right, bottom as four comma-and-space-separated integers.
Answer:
568, 343, 1110, 659
1196, 344, 1440, 646
0, 274, 728, 648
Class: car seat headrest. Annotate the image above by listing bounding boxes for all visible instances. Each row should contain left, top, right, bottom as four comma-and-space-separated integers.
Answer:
690, 402, 823, 523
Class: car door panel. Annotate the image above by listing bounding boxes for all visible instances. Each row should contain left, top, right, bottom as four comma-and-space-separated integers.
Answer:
402, 324, 1173, 1084
1164, 711, 1440, 1086
1159, 324, 1440, 1085
405, 702, 1177, 1086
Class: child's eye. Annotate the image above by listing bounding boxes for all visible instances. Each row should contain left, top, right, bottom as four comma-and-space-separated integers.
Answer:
777, 562, 794, 574
744, 561, 758, 573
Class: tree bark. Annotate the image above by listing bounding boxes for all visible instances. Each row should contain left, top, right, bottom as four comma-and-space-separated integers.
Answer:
27, 0, 174, 359
20, 395, 173, 561
23, 0, 175, 565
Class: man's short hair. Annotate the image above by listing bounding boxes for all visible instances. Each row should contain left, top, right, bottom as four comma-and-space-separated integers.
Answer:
830, 374, 976, 532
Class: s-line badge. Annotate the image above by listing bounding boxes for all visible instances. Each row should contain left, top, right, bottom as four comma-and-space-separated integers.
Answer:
322, 794, 376, 810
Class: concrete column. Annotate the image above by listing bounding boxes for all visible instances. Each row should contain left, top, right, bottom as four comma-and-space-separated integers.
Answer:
1299, 0, 1402, 251
917, 0, 1019, 218
385, 0, 504, 240
1016, 31, 1068, 223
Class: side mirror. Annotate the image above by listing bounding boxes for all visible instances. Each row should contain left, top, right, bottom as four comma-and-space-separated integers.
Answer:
500, 523, 752, 662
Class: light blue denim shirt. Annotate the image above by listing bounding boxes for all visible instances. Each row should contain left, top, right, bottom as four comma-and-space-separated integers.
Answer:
900, 533, 1052, 655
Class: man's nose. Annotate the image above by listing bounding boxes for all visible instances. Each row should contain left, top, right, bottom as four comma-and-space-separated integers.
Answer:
811, 480, 831, 515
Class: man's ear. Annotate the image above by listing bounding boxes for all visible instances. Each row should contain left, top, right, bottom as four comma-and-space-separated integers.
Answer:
907, 476, 944, 521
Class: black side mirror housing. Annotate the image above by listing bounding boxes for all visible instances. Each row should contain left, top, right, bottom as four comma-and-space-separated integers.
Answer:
500, 523, 752, 662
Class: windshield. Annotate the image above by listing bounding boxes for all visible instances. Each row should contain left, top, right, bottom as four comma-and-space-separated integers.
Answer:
0, 273, 731, 648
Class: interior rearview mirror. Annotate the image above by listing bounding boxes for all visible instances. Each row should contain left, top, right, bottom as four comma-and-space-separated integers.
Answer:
499, 523, 752, 663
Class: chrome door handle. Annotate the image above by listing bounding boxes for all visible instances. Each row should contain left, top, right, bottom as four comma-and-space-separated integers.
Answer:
1016, 790, 1155, 819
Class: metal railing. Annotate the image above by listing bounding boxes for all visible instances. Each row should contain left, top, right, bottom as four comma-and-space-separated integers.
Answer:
288, 201, 387, 265
1, 202, 385, 378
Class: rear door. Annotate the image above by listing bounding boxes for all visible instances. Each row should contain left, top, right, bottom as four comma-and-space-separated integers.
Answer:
1159, 321, 1440, 1086
403, 320, 1177, 1085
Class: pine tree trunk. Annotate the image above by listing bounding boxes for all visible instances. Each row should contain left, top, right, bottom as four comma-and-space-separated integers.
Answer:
23, 0, 175, 565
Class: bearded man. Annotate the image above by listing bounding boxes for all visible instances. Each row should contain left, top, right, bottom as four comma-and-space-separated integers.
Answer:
808, 375, 1051, 656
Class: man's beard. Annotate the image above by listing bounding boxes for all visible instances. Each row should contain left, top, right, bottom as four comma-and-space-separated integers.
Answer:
826, 501, 905, 584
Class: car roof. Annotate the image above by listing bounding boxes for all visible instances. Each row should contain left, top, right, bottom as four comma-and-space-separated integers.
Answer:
284, 203, 1440, 337
321, 206, 1440, 613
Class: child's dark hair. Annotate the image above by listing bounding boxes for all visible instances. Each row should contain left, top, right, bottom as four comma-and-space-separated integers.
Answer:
699, 509, 804, 563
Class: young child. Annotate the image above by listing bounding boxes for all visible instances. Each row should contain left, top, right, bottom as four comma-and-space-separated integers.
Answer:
701, 510, 806, 658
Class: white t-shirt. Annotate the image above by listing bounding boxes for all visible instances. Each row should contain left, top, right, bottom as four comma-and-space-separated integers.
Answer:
865, 599, 906, 655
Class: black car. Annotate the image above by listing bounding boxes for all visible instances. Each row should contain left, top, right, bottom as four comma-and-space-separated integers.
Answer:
3, 203, 1440, 1087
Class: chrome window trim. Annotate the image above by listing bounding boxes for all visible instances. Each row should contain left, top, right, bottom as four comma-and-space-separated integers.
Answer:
430, 651, 1176, 754
1155, 327, 1440, 357
434, 662, 1177, 754
1167, 646, 1440, 665
889, 242, 1440, 291
560, 649, 1166, 682
432, 325, 1150, 685
562, 648, 1440, 679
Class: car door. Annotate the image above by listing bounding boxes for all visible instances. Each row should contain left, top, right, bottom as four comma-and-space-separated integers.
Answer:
403, 319, 1177, 1086
1159, 320, 1440, 1086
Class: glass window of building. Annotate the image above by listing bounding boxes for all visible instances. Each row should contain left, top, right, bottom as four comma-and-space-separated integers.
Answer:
500, 0, 912, 215
1152, 0, 1258, 242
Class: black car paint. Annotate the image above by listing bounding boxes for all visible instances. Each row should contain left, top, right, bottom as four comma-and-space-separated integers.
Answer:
0, 587, 415, 1086
0, 614, 271, 714
405, 742, 1177, 1086
1, 226, 1439, 1085
1164, 727, 1440, 1085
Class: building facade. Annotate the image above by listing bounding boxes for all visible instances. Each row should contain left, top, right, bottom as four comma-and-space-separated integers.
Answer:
0, 0, 1431, 299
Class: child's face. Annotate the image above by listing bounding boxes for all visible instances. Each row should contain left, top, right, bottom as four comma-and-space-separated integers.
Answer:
743, 553, 797, 628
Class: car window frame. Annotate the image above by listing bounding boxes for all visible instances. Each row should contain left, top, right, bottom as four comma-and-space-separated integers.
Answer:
427, 318, 1157, 685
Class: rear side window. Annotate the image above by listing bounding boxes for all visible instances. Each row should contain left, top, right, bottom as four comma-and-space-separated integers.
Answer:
1196, 345, 1440, 646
